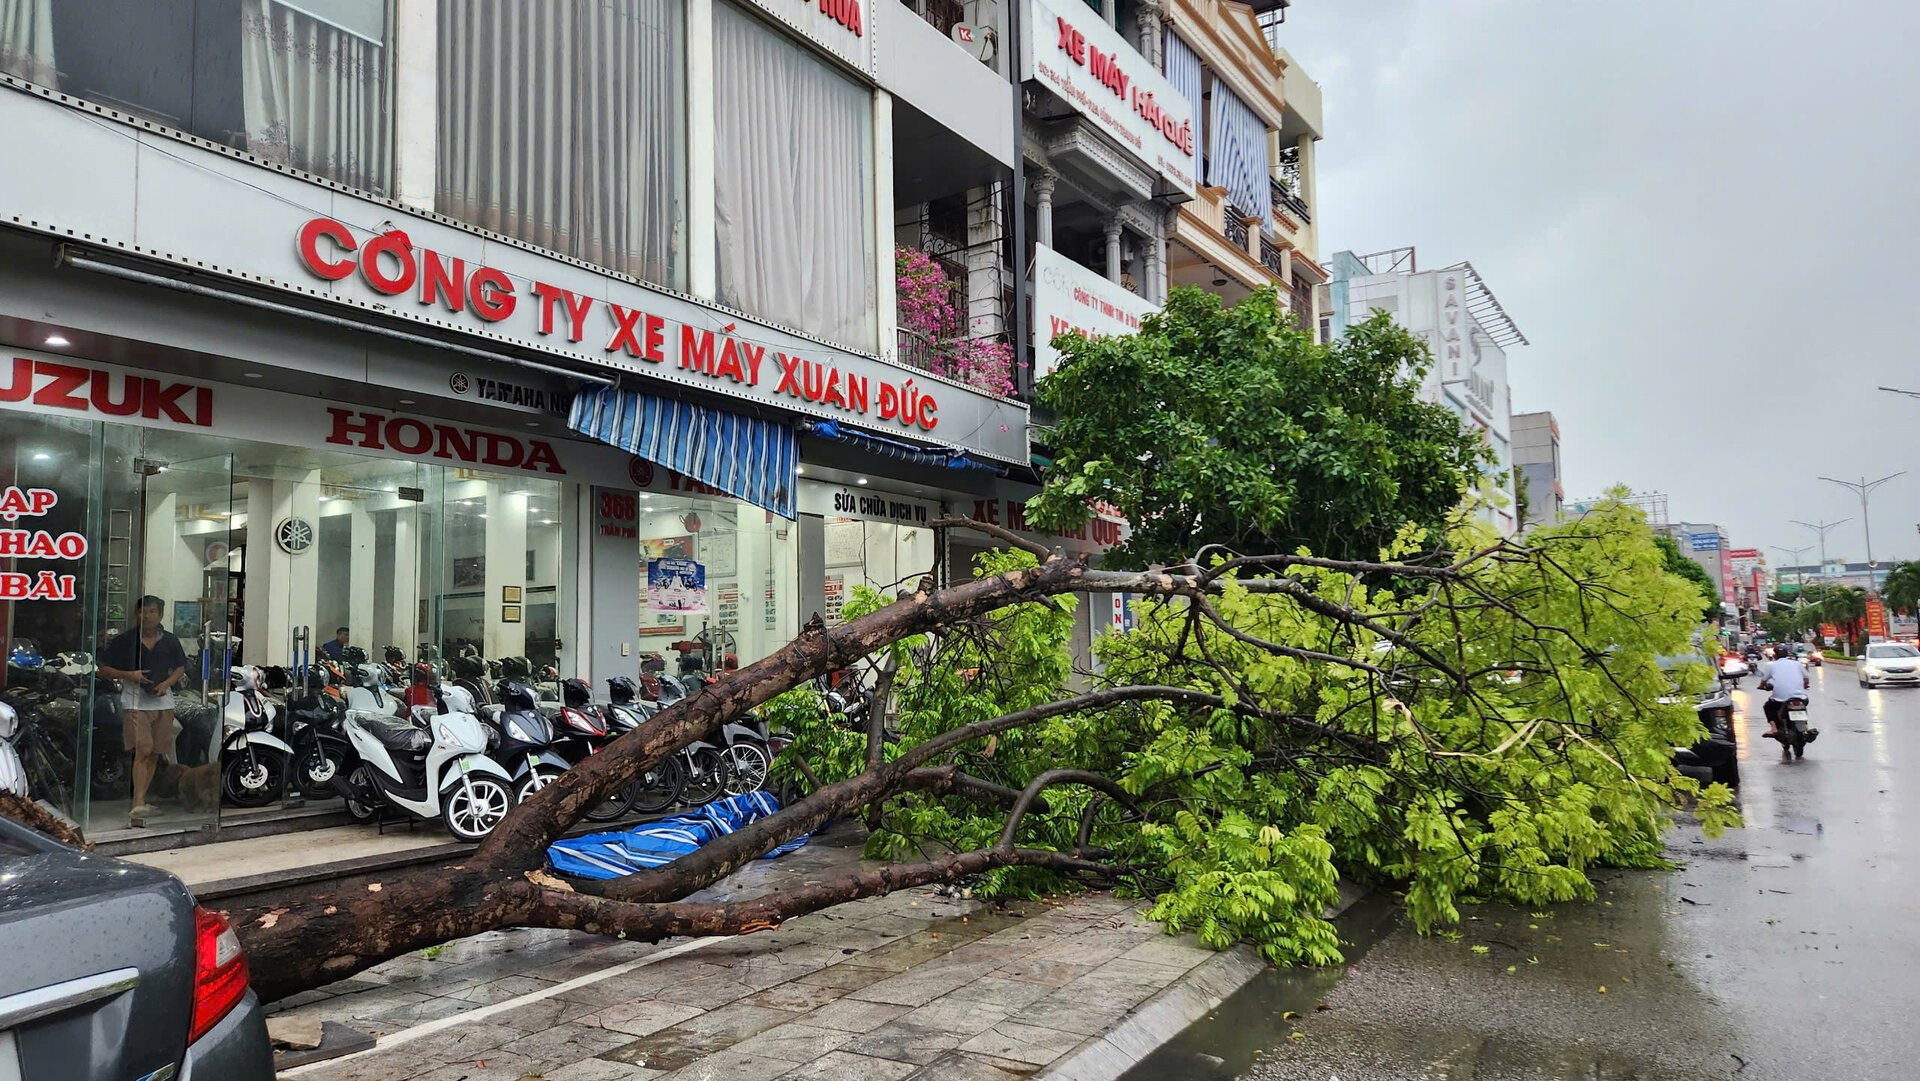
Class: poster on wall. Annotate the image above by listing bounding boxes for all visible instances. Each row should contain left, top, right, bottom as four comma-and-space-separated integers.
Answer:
173, 601, 202, 640
823, 573, 846, 626
825, 519, 865, 568
702, 532, 739, 578
643, 535, 695, 561
715, 580, 741, 630
452, 556, 486, 589
765, 570, 778, 630
648, 558, 708, 614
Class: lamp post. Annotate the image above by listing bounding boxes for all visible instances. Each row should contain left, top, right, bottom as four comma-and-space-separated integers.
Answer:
1818, 473, 1906, 595
1773, 543, 1812, 594
1791, 517, 1852, 573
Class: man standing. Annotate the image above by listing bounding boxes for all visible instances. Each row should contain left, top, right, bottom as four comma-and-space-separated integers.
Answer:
320, 626, 351, 661
99, 595, 189, 826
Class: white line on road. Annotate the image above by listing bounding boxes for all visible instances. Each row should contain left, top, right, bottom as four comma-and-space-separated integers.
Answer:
279, 934, 724, 1076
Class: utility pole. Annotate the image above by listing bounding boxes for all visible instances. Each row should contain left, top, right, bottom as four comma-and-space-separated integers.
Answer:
1773, 543, 1813, 594
1791, 517, 1852, 572
1818, 473, 1906, 594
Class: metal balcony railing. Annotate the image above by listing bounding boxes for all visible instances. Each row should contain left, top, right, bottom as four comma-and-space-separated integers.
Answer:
1271, 176, 1310, 224
1259, 238, 1285, 279
1223, 204, 1251, 251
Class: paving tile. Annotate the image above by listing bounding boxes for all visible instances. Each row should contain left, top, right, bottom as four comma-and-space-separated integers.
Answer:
486, 993, 605, 1032
902, 1051, 1036, 1080
1115, 936, 1215, 970
851, 932, 964, 973
742, 980, 850, 1012
956, 1022, 1084, 1067
846, 959, 1006, 1007
396, 1047, 542, 1081
363, 993, 480, 1026
651, 1048, 795, 1081
796, 963, 894, 993
842, 1017, 969, 1066
773, 1049, 920, 1081
650, 975, 763, 1009
935, 977, 1051, 1012
673, 1001, 808, 1043
992, 957, 1099, 988
728, 1021, 858, 1063
496, 1020, 636, 1070
1003, 990, 1129, 1036
894, 996, 1012, 1037
798, 997, 914, 1034
583, 999, 708, 1038
546, 1059, 667, 1080
447, 973, 562, 1004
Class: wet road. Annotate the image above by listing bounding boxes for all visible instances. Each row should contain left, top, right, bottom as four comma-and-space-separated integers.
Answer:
1128, 664, 1920, 1080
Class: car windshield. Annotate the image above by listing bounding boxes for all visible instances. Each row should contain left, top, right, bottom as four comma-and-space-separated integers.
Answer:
1866, 644, 1919, 659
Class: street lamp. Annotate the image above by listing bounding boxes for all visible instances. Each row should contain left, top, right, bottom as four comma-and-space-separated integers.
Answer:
1773, 543, 1813, 594
1818, 473, 1905, 593
1790, 517, 1852, 570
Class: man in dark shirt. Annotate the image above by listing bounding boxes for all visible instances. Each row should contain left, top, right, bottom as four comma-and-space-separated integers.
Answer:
320, 627, 351, 661
98, 595, 190, 825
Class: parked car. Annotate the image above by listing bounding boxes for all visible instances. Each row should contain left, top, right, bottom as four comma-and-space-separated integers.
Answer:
0, 816, 273, 1081
1858, 642, 1920, 688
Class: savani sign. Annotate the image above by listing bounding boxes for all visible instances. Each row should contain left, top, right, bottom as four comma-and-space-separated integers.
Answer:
1030, 245, 1159, 380
1021, 0, 1197, 196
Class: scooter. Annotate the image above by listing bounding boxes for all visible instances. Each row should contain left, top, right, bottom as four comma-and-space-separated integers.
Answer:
1766, 695, 1819, 760
651, 673, 730, 806
0, 701, 29, 798
286, 667, 355, 799
344, 660, 403, 715
603, 676, 686, 814
553, 679, 638, 822
221, 666, 295, 807
486, 681, 574, 807
333, 684, 515, 842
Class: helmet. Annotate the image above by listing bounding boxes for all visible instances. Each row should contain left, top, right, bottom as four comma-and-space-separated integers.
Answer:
385, 645, 406, 664
344, 645, 369, 666
561, 678, 592, 708
411, 661, 437, 684
606, 676, 638, 704
499, 681, 538, 712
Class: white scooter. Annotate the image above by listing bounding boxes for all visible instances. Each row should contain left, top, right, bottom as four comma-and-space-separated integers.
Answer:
333, 684, 515, 842
221, 666, 295, 807
344, 661, 402, 715
0, 702, 28, 797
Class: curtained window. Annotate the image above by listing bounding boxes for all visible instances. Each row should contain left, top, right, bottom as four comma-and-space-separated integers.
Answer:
0, 0, 391, 194
713, 2, 874, 351
437, 0, 686, 290
1206, 76, 1268, 226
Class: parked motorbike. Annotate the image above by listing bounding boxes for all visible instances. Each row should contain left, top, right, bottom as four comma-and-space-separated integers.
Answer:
652, 674, 730, 806
220, 666, 294, 807
0, 701, 29, 798
485, 681, 574, 807
603, 676, 686, 814
1766, 695, 1819, 760
344, 660, 402, 715
333, 684, 515, 842
285, 668, 355, 799
553, 679, 637, 822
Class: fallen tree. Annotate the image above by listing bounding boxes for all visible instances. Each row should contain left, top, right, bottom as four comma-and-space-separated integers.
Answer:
0, 290, 1736, 1003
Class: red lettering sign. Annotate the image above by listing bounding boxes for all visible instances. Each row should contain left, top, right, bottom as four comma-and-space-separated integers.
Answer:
0, 486, 84, 603
0, 357, 213, 427
324, 408, 567, 475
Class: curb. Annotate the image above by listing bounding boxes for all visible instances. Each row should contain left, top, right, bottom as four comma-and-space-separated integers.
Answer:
1034, 879, 1371, 1081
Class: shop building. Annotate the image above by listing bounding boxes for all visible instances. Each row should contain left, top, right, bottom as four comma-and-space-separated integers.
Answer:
1510, 410, 1563, 532
0, 0, 1065, 845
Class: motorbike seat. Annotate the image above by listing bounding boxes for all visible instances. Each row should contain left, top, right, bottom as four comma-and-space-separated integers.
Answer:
358, 713, 432, 753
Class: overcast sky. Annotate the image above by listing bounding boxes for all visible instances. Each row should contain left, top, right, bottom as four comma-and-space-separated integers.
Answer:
1282, 1, 1920, 568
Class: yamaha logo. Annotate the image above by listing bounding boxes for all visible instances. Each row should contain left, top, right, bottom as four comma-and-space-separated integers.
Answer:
275, 517, 315, 555
628, 457, 655, 489
448, 372, 470, 394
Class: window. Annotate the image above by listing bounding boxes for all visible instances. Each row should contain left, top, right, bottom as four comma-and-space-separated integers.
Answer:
437, 0, 687, 289
0, 0, 392, 193
714, 2, 875, 350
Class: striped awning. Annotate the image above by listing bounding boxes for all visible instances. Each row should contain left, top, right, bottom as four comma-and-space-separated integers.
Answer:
1163, 32, 1202, 132
1206, 79, 1269, 226
569, 387, 798, 518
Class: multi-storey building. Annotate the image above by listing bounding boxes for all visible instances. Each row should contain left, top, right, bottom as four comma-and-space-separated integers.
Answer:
1510, 410, 1563, 531
1324, 247, 1528, 534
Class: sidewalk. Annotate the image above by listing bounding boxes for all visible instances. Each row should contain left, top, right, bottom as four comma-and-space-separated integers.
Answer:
267, 822, 1262, 1081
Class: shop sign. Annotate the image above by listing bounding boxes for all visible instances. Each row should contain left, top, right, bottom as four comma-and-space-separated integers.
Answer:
1021, 0, 1196, 196
452, 371, 573, 416
0, 487, 83, 601
1031, 245, 1158, 380
1719, 550, 1736, 603
297, 218, 952, 438
594, 487, 640, 540
740, 0, 875, 76
1688, 532, 1719, 552
0, 355, 212, 427
323, 408, 567, 475
966, 487, 1128, 555
1867, 598, 1890, 640
797, 480, 937, 526
1109, 593, 1135, 633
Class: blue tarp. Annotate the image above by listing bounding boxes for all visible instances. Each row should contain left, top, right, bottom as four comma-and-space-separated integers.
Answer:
547, 791, 812, 880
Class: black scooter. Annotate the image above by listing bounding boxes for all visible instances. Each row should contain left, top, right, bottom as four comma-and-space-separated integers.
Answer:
603, 676, 687, 814
1764, 695, 1818, 760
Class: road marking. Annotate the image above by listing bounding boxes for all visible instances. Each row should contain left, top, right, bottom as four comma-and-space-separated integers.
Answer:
278, 934, 724, 1075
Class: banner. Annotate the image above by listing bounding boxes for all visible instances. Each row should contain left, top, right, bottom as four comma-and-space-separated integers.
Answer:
647, 558, 707, 614
1867, 598, 1890, 641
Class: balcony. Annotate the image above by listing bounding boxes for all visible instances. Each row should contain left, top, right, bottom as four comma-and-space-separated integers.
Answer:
1259, 236, 1285, 279
1222, 204, 1252, 251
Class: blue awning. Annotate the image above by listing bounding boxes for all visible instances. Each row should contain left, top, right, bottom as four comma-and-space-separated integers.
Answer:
569, 387, 797, 518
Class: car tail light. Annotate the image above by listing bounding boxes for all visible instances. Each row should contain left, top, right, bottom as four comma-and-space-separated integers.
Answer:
189, 907, 251, 1043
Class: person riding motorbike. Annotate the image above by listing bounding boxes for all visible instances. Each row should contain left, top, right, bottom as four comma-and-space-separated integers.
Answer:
1758, 644, 1809, 745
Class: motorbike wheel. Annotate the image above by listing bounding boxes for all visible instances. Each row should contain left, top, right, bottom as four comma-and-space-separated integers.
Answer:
92, 746, 129, 799
721, 741, 771, 796
292, 743, 347, 799
516, 765, 566, 806
678, 747, 729, 807
626, 756, 686, 815
343, 763, 381, 822
584, 775, 637, 823
221, 748, 284, 807
442, 774, 514, 842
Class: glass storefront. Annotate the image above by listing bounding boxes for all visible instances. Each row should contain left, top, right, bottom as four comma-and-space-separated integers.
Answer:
632, 488, 798, 680
821, 517, 935, 625
0, 411, 574, 839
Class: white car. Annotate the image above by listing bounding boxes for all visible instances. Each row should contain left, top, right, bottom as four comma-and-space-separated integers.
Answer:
1858, 642, 1920, 688
1718, 653, 1750, 680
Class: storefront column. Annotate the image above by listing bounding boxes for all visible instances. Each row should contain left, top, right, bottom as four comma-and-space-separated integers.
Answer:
392, 0, 438, 212
1103, 216, 1124, 283
1033, 169, 1057, 248
348, 506, 376, 652
873, 89, 897, 358
245, 475, 321, 666
385, 512, 418, 655
484, 483, 528, 658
